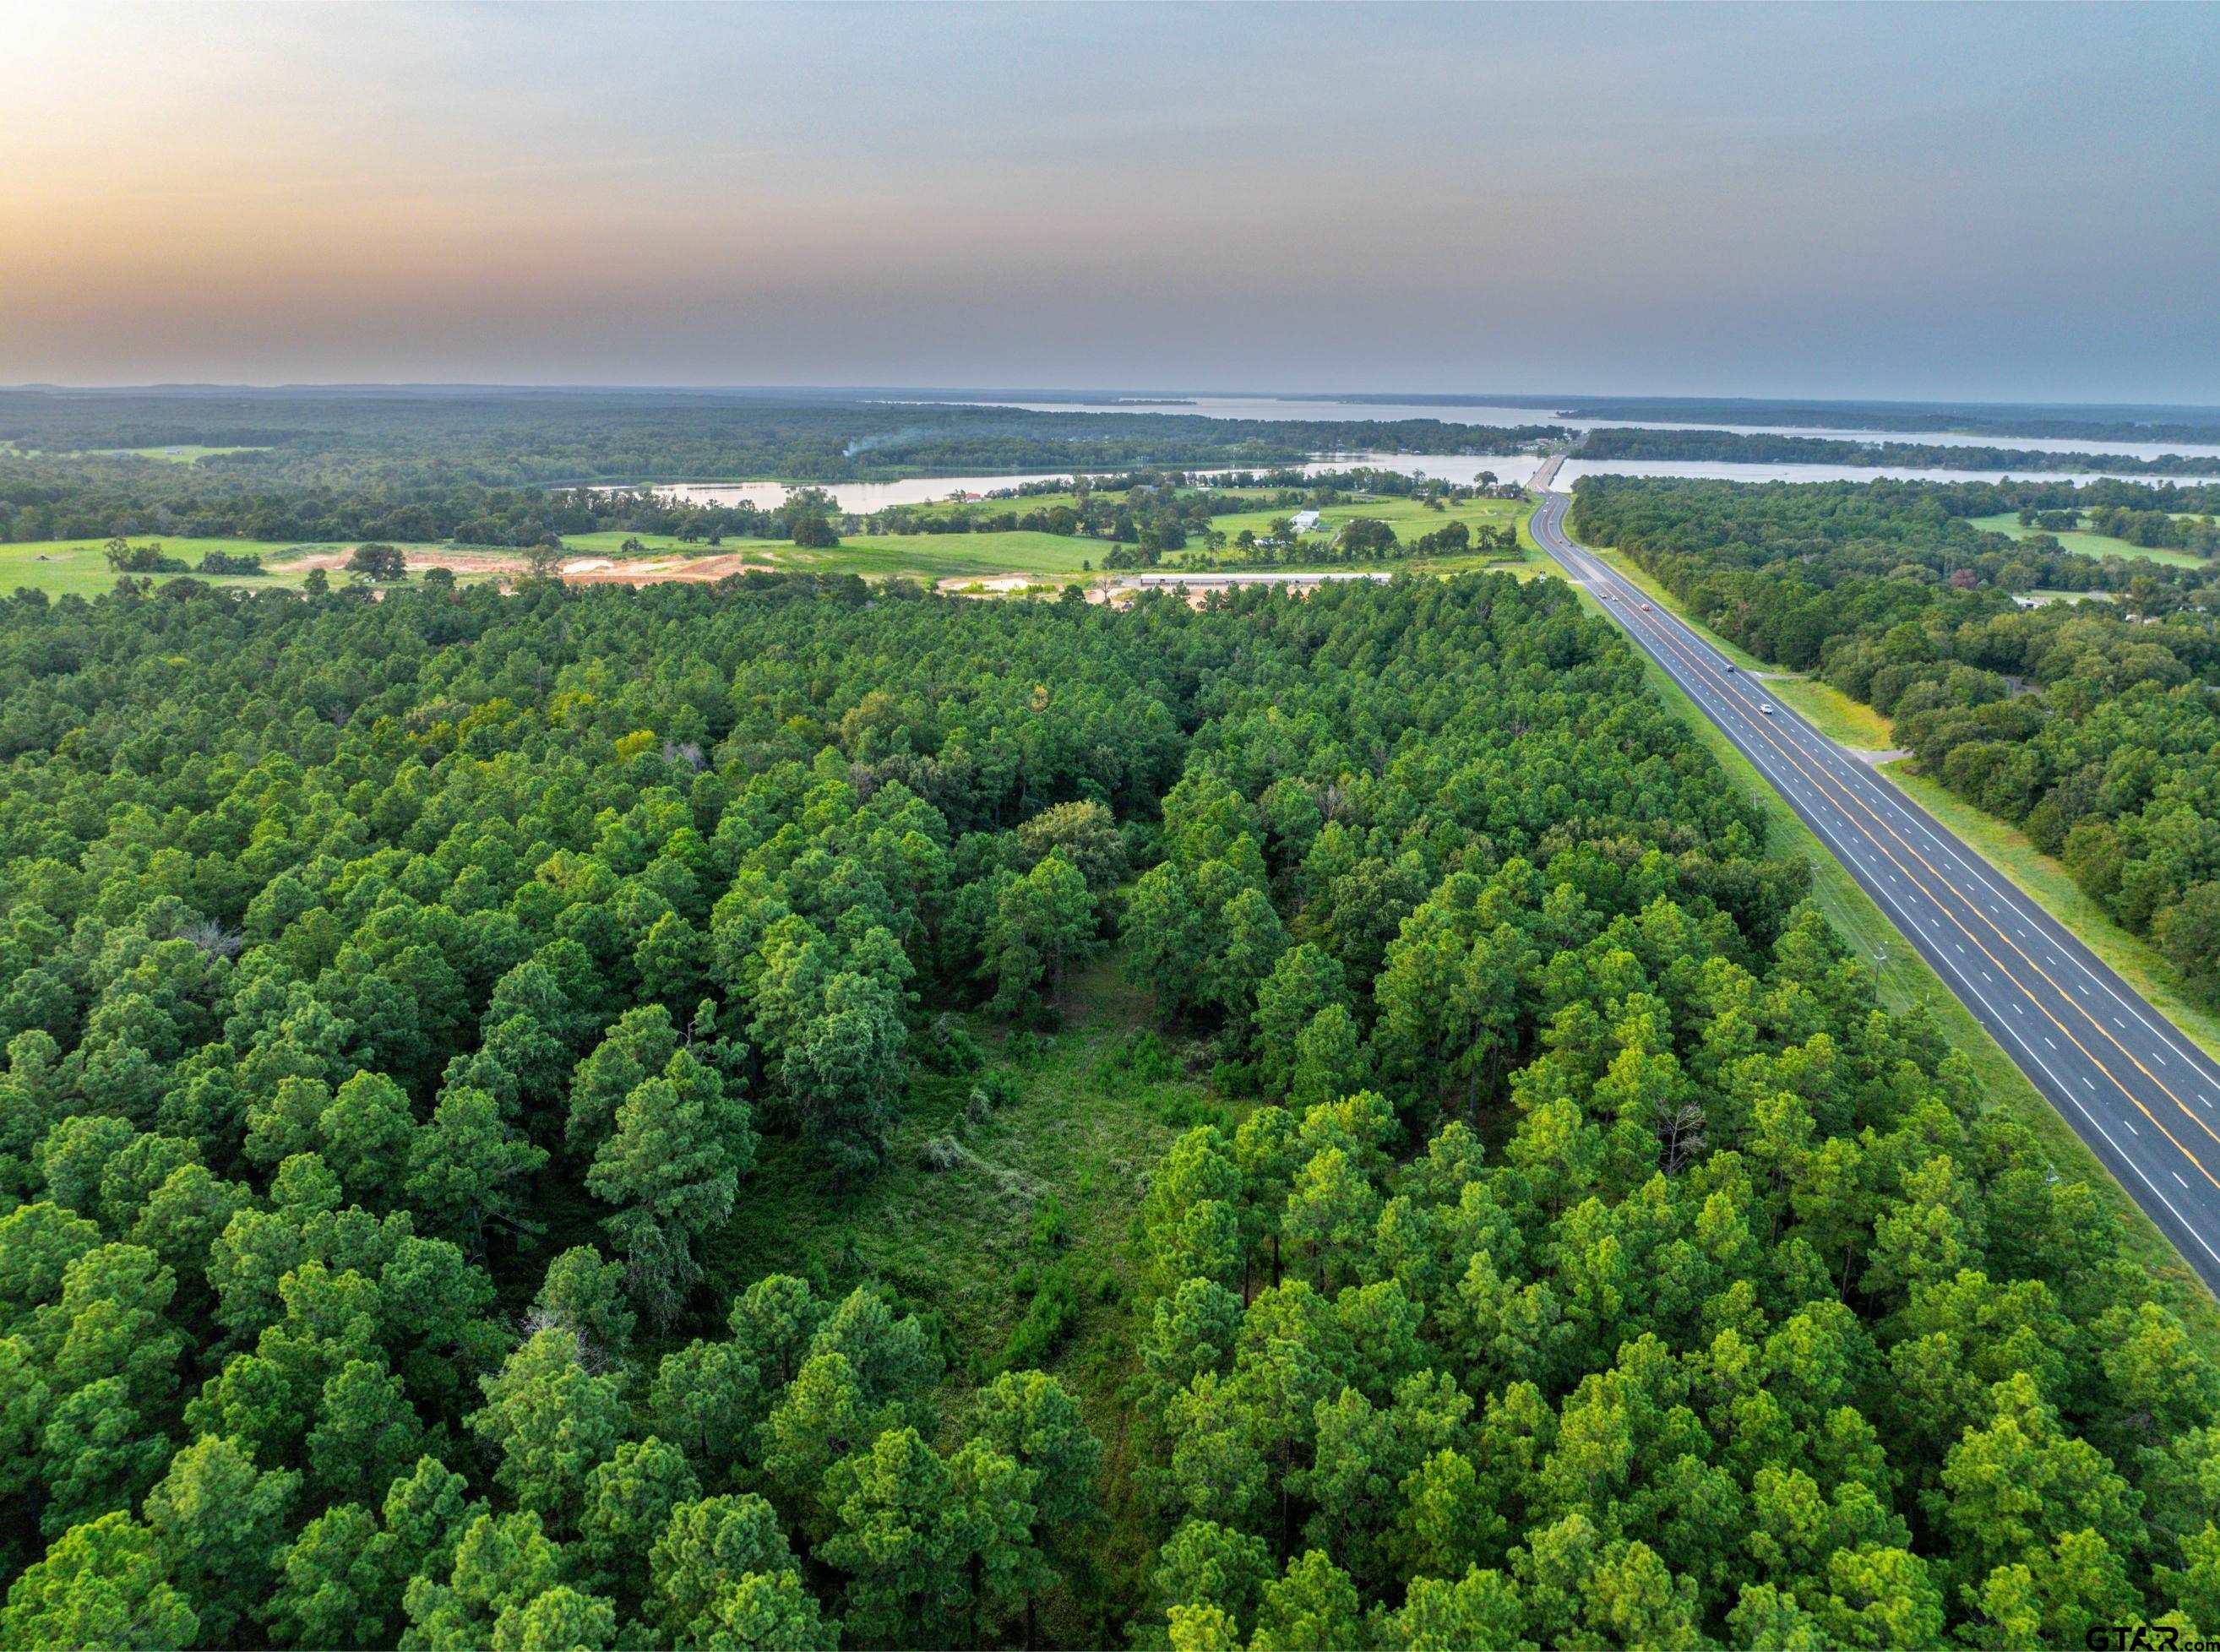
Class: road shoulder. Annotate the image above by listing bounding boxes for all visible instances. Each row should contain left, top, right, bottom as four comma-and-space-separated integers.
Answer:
1543, 506, 2220, 1342
1563, 500, 2220, 1075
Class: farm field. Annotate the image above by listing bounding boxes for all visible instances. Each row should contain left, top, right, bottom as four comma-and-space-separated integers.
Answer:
3, 493, 1544, 601
0, 537, 520, 598
1198, 492, 1534, 550
563, 529, 1103, 586
1967, 509, 2210, 567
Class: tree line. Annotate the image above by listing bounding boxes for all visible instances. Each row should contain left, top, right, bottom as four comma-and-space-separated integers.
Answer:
2081, 506, 2220, 556
0, 568, 2212, 1647
0, 389, 1559, 491
1575, 425, 2220, 476
1572, 474, 2220, 1001
1550, 397, 2220, 447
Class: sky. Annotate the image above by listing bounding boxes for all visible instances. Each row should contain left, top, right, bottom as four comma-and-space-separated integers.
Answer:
3, 1, 2217, 402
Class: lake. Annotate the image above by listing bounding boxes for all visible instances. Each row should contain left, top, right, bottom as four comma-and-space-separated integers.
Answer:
1553, 458, 2220, 489
953, 394, 2220, 464
636, 447, 2217, 513
639, 452, 1546, 512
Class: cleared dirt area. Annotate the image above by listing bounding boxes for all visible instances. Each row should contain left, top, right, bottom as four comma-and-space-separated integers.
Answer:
934, 574, 1058, 594
279, 548, 775, 584
563, 552, 774, 584
287, 547, 530, 576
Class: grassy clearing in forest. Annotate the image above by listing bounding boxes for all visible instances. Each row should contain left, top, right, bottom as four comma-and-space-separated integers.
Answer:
704, 954, 1222, 1614
0, 537, 536, 598
97, 443, 269, 464
1195, 493, 1532, 553
709, 955, 1216, 1411
0, 537, 326, 598
1966, 510, 2211, 568
562, 527, 1102, 584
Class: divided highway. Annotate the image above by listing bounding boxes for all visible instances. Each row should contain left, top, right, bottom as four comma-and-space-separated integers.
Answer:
1532, 490, 2220, 1294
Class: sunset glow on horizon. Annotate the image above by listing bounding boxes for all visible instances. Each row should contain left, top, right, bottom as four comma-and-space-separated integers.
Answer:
6, 1, 2218, 399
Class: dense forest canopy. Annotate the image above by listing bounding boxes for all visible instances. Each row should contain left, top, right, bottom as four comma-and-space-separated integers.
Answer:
0, 391, 1555, 554
1572, 474, 2220, 1003
0, 389, 1559, 489
1, 568, 2215, 1649
0, 460, 1498, 561
1575, 427, 2220, 476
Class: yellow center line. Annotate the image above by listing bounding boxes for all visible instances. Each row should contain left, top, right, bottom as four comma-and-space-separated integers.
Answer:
1545, 502, 2220, 1193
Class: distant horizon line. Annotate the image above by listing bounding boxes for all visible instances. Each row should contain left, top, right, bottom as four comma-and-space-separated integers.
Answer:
4, 382, 2219, 416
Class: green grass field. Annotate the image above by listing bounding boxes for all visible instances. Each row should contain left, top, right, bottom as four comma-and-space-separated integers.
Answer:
561, 525, 1102, 585
555, 530, 703, 555
0, 538, 317, 599
1967, 510, 2210, 568
1, 529, 1109, 600
789, 532, 1101, 583
95, 444, 269, 464
710, 958, 1205, 1391
854, 491, 1542, 582
1199, 493, 1532, 552
0, 442, 267, 465
1575, 582, 2220, 1341
0, 537, 515, 599
884, 486, 1281, 521
2, 492, 1542, 603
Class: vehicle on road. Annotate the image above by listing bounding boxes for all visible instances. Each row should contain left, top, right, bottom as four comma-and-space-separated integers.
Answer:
1726, 663, 1737, 672
1760, 703, 1775, 715
1640, 601, 1652, 611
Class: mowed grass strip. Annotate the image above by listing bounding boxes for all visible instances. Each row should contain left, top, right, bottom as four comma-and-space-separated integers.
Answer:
1879, 759, 2220, 1073
1571, 536, 1898, 749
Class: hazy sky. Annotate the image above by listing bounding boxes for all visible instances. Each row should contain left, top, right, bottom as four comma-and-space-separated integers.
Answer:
4, 1, 2217, 400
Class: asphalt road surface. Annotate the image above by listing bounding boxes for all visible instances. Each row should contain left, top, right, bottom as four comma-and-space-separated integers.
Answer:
1532, 489, 2220, 1295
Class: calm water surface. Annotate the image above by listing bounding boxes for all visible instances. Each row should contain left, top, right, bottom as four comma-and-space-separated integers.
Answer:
1553, 458, 2220, 489
643, 453, 1545, 512
958, 395, 2220, 463
641, 448, 2215, 512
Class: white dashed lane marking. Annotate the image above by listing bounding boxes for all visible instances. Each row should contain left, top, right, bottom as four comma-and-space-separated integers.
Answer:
1542, 507, 2220, 1286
